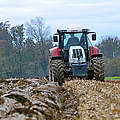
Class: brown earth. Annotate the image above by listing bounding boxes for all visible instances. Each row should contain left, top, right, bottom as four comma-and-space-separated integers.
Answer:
0, 78, 120, 120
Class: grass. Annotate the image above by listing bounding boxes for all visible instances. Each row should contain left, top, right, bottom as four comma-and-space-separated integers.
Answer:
105, 76, 120, 80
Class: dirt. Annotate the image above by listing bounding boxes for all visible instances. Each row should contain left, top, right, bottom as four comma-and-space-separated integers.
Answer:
0, 78, 78, 120
64, 80, 120, 120
0, 78, 120, 120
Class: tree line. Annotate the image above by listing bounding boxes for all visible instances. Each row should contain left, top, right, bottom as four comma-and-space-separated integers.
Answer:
97, 37, 120, 77
0, 17, 119, 78
0, 17, 51, 78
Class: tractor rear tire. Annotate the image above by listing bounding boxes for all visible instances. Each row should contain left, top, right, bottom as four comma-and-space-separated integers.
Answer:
92, 57, 104, 82
49, 59, 65, 86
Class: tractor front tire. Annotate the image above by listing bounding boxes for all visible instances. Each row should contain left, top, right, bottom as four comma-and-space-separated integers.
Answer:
49, 59, 65, 86
92, 57, 104, 82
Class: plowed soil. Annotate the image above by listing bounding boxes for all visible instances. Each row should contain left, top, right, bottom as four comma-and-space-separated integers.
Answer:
0, 78, 120, 120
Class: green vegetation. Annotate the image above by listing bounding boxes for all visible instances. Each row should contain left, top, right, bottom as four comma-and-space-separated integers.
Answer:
105, 76, 120, 80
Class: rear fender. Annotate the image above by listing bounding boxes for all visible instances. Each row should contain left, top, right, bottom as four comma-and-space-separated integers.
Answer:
49, 47, 61, 57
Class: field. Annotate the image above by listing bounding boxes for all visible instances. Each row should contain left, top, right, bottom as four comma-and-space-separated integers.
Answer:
0, 78, 120, 120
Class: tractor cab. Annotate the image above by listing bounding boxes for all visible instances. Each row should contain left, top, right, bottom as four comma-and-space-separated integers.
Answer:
53, 29, 96, 63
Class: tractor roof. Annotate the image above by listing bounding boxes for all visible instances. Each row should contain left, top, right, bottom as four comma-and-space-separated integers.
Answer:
57, 29, 95, 34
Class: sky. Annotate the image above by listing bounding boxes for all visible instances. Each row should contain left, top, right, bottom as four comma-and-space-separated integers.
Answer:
0, 0, 120, 42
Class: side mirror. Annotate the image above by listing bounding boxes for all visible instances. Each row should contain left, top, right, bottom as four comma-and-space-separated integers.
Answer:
92, 34, 96, 41
53, 36, 58, 42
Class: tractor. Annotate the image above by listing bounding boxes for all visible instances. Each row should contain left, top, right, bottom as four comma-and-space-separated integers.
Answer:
49, 28, 104, 85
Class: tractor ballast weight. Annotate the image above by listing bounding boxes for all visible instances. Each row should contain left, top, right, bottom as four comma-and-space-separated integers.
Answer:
49, 28, 104, 85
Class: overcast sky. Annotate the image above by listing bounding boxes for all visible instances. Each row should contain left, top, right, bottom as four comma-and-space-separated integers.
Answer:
0, 0, 120, 41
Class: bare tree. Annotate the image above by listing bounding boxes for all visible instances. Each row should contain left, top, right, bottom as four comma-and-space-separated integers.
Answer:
97, 37, 120, 59
25, 17, 51, 44
25, 17, 51, 76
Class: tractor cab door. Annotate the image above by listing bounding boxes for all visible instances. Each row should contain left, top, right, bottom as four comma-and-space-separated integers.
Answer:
64, 33, 81, 50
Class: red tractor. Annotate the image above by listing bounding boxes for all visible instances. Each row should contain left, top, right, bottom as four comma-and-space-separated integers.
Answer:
49, 28, 104, 85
